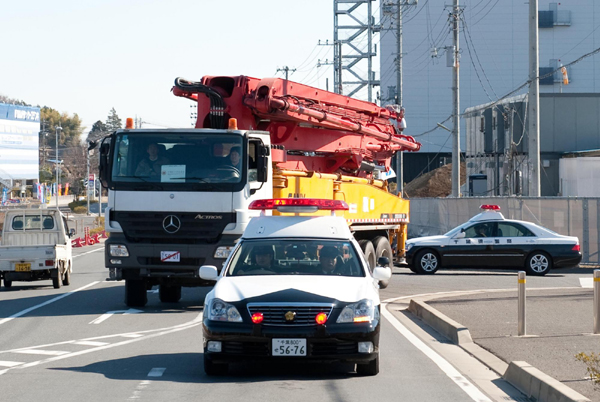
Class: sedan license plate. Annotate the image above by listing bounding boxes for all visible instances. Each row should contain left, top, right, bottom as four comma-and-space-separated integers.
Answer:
272, 339, 306, 356
15, 263, 31, 272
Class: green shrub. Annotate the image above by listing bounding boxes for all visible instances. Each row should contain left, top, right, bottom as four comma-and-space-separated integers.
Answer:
575, 352, 600, 384
68, 199, 97, 212
73, 206, 87, 214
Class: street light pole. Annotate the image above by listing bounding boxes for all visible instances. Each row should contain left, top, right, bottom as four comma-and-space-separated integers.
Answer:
55, 125, 62, 209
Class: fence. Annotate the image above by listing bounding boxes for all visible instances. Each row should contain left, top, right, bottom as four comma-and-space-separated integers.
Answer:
407, 197, 600, 264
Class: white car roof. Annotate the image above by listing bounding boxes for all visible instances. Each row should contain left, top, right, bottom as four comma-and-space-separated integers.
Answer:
242, 215, 353, 240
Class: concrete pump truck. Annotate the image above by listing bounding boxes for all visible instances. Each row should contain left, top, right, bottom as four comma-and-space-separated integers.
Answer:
99, 75, 421, 307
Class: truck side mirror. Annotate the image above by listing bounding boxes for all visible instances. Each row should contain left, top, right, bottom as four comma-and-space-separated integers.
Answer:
99, 139, 111, 188
69, 228, 76, 237
256, 145, 270, 183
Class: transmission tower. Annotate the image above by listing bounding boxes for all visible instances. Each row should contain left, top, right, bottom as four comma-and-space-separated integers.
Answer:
333, 0, 380, 102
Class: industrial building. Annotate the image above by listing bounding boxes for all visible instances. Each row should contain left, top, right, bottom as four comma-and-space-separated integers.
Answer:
379, 0, 600, 192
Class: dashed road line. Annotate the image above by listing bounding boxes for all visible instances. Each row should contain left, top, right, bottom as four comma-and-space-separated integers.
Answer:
0, 313, 203, 375
0, 281, 100, 326
14, 349, 69, 356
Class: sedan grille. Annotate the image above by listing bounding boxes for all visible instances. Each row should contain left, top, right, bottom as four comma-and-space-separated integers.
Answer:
247, 303, 334, 326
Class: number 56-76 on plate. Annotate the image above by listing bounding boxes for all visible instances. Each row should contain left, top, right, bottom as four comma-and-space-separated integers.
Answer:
272, 339, 306, 356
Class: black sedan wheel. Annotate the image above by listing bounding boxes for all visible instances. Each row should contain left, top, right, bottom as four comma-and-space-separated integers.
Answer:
525, 252, 552, 276
414, 249, 440, 275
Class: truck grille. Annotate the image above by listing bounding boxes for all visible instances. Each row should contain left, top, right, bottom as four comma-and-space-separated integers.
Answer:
112, 211, 235, 243
247, 303, 334, 326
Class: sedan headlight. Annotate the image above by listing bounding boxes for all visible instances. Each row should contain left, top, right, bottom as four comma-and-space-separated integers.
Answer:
405, 243, 414, 252
206, 298, 242, 322
336, 299, 379, 324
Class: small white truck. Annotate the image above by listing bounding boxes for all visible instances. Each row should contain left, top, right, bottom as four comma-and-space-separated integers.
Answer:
0, 208, 73, 289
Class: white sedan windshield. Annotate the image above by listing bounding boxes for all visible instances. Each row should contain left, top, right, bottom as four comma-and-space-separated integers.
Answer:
226, 240, 365, 277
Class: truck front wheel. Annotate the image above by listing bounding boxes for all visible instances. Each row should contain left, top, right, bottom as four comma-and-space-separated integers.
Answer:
159, 284, 182, 303
125, 279, 148, 307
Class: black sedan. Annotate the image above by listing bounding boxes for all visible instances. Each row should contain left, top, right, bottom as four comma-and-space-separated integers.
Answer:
405, 205, 582, 276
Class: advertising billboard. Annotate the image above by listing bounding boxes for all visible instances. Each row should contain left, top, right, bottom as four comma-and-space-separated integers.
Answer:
0, 103, 40, 182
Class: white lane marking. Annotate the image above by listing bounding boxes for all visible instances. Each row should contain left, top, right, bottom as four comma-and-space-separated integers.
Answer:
0, 313, 203, 375
15, 349, 69, 356
73, 341, 109, 346
89, 309, 143, 325
580, 278, 593, 288
148, 368, 166, 377
119, 334, 144, 338
382, 305, 492, 402
0, 361, 23, 367
73, 247, 104, 258
128, 380, 152, 400
0, 281, 100, 326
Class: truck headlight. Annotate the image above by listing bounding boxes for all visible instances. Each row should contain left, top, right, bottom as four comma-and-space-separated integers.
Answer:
336, 299, 378, 324
214, 246, 234, 259
206, 298, 242, 322
109, 244, 129, 257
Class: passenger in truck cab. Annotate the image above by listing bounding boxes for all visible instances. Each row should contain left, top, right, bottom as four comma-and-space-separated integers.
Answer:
135, 143, 169, 178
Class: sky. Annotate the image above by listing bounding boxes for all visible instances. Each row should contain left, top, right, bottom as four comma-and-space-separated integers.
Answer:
1, 0, 342, 137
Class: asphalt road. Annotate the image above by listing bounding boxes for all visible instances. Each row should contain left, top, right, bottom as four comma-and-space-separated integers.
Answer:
3, 247, 589, 401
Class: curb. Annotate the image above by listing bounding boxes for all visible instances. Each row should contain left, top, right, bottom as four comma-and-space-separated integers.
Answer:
407, 299, 591, 402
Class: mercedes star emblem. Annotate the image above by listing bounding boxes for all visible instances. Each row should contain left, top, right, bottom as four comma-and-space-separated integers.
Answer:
163, 215, 181, 234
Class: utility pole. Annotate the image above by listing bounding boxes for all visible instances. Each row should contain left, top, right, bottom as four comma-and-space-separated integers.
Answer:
277, 66, 296, 81
528, 0, 541, 196
393, 0, 418, 197
55, 125, 62, 209
396, 0, 404, 196
450, 0, 461, 198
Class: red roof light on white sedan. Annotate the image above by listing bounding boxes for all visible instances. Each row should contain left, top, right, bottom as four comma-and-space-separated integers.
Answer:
480, 204, 501, 211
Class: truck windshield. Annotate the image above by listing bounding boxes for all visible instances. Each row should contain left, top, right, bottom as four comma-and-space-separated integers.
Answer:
226, 240, 366, 277
110, 131, 245, 190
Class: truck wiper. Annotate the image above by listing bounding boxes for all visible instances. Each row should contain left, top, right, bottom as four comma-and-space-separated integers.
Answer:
172, 177, 211, 183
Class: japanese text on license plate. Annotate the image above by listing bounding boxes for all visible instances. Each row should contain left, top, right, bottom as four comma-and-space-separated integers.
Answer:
272, 339, 306, 356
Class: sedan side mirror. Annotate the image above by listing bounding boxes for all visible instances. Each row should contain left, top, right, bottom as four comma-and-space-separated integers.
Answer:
454, 232, 465, 239
377, 256, 390, 267
372, 266, 392, 282
199, 265, 219, 281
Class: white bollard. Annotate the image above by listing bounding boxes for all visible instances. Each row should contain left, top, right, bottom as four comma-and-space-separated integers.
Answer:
518, 271, 526, 336
594, 270, 600, 334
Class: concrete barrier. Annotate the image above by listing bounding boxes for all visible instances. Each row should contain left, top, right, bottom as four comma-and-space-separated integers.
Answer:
407, 298, 591, 402
504, 361, 590, 402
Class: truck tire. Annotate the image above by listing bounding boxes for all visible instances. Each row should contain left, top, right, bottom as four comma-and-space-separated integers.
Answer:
358, 239, 376, 273
125, 279, 148, 307
372, 236, 393, 289
159, 284, 182, 303
52, 266, 62, 289
63, 262, 71, 286
4, 279, 12, 288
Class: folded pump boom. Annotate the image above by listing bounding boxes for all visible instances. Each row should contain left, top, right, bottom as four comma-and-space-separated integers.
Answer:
173, 76, 421, 177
